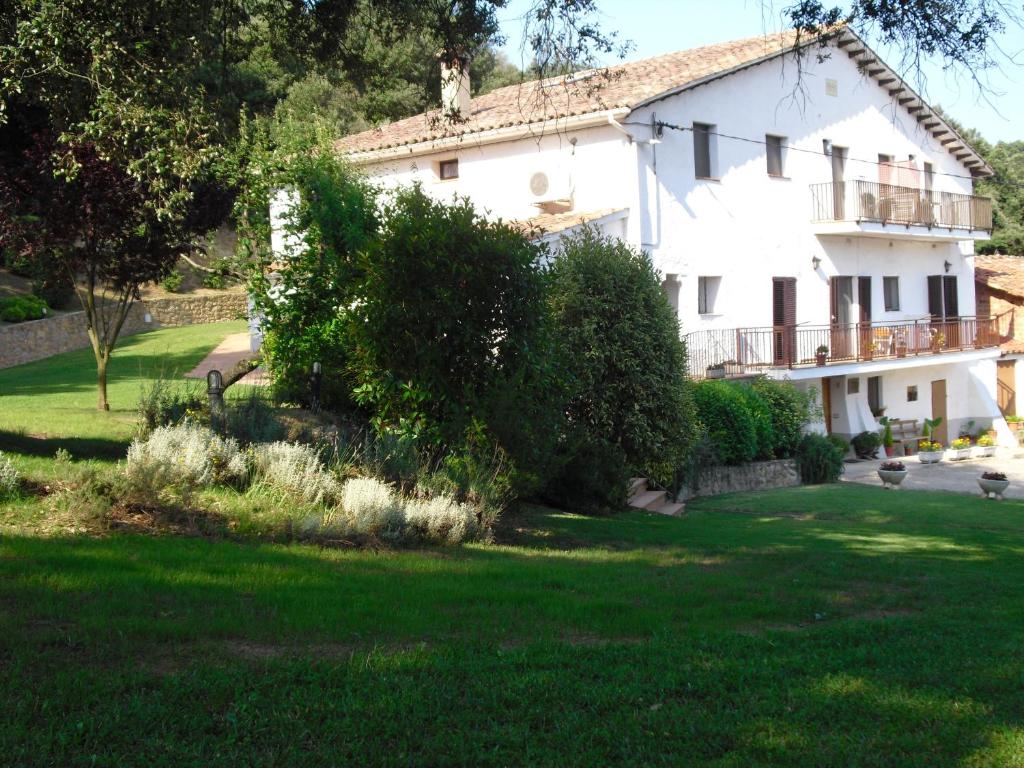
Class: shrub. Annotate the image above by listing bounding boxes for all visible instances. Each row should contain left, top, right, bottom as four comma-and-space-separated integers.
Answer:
851, 430, 882, 459
0, 295, 47, 323
733, 384, 775, 460
827, 434, 850, 457
692, 381, 757, 466
137, 374, 205, 433
225, 390, 286, 445
32, 270, 75, 309
978, 434, 996, 447
250, 441, 339, 505
404, 494, 479, 544
546, 229, 696, 504
0, 452, 19, 499
796, 433, 845, 484
125, 421, 246, 495
339, 477, 404, 537
162, 270, 184, 292
751, 379, 816, 458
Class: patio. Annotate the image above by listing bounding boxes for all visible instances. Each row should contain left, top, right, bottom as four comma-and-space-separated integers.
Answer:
842, 451, 1024, 498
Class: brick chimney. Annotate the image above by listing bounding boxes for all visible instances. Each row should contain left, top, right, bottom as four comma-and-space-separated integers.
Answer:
440, 53, 471, 121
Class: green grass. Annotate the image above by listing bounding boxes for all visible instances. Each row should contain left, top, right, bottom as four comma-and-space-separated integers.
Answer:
3, 484, 1024, 766
0, 321, 246, 455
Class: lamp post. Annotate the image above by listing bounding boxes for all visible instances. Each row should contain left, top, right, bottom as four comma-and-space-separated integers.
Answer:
310, 362, 322, 414
207, 369, 224, 430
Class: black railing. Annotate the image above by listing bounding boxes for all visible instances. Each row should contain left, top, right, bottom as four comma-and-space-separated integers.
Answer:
687, 316, 1001, 379
810, 180, 993, 231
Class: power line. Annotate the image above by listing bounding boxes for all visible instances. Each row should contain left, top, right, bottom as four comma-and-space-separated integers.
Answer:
625, 120, 1024, 192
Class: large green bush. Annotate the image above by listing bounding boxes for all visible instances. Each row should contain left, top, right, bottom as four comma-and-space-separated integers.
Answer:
546, 230, 696, 507
349, 185, 561, 493
692, 381, 757, 466
733, 384, 775, 460
796, 433, 845, 484
751, 378, 818, 458
0, 295, 47, 323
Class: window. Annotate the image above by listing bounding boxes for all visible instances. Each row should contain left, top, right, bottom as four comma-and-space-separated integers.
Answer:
766, 135, 785, 177
439, 159, 459, 180
927, 275, 959, 319
907, 385, 918, 402
662, 274, 680, 315
693, 122, 715, 179
847, 378, 860, 395
698, 276, 721, 315
883, 276, 900, 311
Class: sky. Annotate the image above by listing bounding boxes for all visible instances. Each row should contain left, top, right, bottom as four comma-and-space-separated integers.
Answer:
495, 0, 1024, 144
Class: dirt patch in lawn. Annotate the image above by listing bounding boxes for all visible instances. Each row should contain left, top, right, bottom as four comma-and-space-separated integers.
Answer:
107, 503, 230, 537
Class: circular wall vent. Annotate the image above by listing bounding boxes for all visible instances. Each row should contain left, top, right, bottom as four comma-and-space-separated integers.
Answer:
529, 171, 550, 197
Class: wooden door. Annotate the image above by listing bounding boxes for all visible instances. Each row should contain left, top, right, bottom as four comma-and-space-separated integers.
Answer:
830, 276, 854, 360
931, 379, 948, 444
997, 360, 1016, 415
772, 277, 796, 365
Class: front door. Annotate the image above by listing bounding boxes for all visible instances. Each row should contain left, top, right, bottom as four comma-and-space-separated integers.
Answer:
772, 277, 796, 365
830, 276, 854, 360
858, 276, 872, 359
998, 360, 1016, 415
931, 379, 948, 444
822, 376, 833, 435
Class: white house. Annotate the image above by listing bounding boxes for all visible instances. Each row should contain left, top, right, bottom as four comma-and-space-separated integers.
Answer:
325, 28, 1008, 447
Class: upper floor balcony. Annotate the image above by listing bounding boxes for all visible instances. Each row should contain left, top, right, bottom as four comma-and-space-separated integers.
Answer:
687, 315, 1004, 380
810, 181, 993, 241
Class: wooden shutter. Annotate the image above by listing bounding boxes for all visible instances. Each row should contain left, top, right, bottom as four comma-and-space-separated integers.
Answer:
928, 275, 943, 319
773, 277, 796, 365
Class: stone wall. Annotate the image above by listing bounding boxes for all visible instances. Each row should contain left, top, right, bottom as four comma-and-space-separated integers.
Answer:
679, 459, 800, 500
0, 292, 247, 370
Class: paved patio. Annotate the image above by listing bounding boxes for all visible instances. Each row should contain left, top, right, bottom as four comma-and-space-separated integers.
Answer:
842, 450, 1024, 498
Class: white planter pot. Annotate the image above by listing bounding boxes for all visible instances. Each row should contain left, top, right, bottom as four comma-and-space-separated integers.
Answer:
976, 446, 997, 458
877, 469, 908, 488
978, 477, 1010, 499
919, 450, 944, 464
951, 448, 972, 461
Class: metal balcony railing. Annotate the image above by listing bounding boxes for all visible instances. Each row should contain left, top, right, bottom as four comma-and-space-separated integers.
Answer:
687, 316, 1001, 380
810, 180, 993, 232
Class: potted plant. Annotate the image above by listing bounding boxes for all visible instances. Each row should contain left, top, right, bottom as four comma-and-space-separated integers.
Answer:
978, 471, 1010, 499
706, 363, 726, 380
918, 439, 944, 464
1007, 415, 1023, 434
931, 331, 946, 352
852, 430, 882, 459
877, 460, 908, 489
976, 434, 997, 457
950, 437, 972, 460
815, 344, 828, 366
879, 417, 895, 457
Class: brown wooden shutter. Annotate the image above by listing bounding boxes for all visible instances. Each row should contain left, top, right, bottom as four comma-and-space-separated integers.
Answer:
928, 275, 943, 319
943, 276, 958, 319
773, 277, 796, 365
858, 276, 872, 322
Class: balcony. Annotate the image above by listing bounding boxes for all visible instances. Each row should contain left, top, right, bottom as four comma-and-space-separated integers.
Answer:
810, 181, 992, 240
687, 316, 1001, 380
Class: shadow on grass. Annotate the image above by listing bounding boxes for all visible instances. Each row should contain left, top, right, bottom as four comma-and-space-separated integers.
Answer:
0, 429, 128, 460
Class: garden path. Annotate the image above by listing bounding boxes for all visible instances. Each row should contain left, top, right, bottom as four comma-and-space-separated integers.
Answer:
183, 331, 267, 385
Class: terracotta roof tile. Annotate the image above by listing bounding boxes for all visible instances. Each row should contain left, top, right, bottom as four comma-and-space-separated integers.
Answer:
511, 207, 626, 237
336, 31, 797, 155
976, 255, 1024, 299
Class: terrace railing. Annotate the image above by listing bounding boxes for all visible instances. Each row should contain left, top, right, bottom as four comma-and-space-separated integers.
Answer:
810, 180, 993, 232
687, 316, 1001, 380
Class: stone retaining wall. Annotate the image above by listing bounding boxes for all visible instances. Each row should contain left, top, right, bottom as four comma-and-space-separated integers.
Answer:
679, 459, 800, 500
0, 292, 247, 369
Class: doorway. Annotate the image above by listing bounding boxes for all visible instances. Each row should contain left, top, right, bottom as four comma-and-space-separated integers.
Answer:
997, 360, 1016, 415
930, 379, 948, 444
822, 376, 833, 435
831, 146, 847, 219
772, 277, 796, 365
830, 276, 854, 360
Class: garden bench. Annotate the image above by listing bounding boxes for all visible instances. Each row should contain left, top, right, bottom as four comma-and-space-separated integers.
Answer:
889, 418, 926, 454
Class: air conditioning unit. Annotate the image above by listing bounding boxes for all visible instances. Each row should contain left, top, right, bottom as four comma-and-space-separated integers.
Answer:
528, 167, 572, 213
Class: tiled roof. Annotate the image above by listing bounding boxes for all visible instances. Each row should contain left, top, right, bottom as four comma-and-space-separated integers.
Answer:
976, 255, 1024, 299
511, 207, 626, 237
336, 31, 797, 155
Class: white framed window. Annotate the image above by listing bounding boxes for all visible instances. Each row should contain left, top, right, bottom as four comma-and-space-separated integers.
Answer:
766, 135, 786, 177
439, 159, 459, 180
883, 276, 900, 311
698, 276, 721, 315
693, 122, 717, 179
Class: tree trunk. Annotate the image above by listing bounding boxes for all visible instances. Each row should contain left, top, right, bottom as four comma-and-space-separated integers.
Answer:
97, 353, 110, 411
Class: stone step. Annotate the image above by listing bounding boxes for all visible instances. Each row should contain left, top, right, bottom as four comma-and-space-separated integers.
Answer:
628, 489, 667, 511
654, 502, 685, 517
628, 477, 648, 499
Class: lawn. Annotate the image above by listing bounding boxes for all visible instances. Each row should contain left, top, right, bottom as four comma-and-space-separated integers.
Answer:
0, 320, 246, 455
3, 484, 1024, 766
